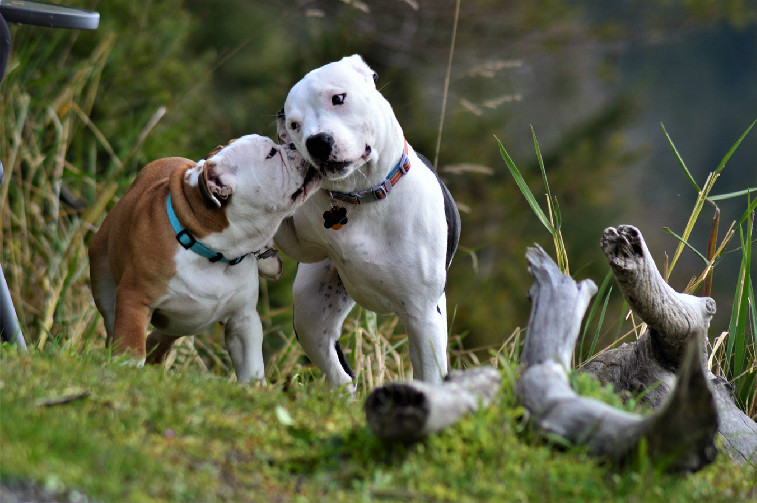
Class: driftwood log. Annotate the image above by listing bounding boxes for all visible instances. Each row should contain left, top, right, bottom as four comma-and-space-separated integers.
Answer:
519, 243, 717, 471
364, 224, 755, 468
519, 225, 757, 469
584, 225, 757, 464
365, 366, 501, 441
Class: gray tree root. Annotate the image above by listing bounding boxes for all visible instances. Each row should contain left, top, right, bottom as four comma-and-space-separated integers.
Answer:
518, 243, 719, 471
365, 366, 501, 441
364, 225, 756, 467
582, 225, 757, 464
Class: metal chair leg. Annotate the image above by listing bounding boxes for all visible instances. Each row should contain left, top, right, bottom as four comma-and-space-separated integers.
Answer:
0, 263, 26, 349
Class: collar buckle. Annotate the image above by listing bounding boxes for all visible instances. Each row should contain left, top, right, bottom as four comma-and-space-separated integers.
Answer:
372, 182, 390, 201
255, 248, 278, 260
176, 229, 196, 249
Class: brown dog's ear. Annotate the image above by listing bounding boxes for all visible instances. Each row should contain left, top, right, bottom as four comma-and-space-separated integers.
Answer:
199, 160, 233, 208
203, 138, 238, 160
277, 108, 291, 145
204, 145, 224, 160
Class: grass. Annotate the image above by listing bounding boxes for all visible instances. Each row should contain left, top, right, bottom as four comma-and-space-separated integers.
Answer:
2, 346, 756, 502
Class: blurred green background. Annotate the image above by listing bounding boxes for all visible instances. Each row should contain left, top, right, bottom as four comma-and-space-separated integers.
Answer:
2, 0, 755, 353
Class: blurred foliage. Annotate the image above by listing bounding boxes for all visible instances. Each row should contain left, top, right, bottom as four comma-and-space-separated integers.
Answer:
59, 1, 218, 172
2, 0, 754, 358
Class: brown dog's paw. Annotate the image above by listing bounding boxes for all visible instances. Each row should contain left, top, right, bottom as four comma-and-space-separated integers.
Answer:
258, 253, 283, 280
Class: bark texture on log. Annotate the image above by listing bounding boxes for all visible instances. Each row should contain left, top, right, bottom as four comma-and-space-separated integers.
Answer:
582, 225, 714, 406
583, 225, 757, 464
364, 366, 501, 441
519, 244, 719, 471
364, 225, 756, 466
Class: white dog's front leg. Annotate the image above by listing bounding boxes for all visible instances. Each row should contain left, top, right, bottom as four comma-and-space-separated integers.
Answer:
225, 312, 265, 384
274, 217, 328, 264
401, 292, 449, 383
294, 260, 356, 390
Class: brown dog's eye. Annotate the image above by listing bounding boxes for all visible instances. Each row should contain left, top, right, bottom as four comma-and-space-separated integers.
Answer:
266, 147, 277, 159
332, 93, 346, 105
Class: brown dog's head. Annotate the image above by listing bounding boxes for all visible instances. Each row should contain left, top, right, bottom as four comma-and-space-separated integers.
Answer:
199, 134, 320, 217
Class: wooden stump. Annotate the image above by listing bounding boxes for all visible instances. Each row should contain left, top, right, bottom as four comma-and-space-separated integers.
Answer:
585, 225, 757, 464
518, 243, 718, 471
518, 225, 756, 469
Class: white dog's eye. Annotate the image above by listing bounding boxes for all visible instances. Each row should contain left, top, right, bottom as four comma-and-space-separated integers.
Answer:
265, 147, 277, 159
332, 93, 346, 106
290, 121, 299, 131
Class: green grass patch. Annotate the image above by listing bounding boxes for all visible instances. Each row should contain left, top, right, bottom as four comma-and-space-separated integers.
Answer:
2, 348, 755, 502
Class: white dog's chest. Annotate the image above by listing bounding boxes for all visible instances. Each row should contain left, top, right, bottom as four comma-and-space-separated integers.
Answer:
151, 249, 259, 335
294, 192, 447, 314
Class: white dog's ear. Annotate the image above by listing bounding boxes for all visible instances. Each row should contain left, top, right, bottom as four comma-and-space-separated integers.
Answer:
343, 54, 377, 87
200, 160, 234, 208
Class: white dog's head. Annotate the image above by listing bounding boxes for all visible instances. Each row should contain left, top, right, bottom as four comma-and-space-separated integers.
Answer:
280, 55, 398, 181
198, 134, 320, 220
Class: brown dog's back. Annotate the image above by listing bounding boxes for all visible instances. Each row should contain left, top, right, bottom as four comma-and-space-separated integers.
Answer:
88, 158, 193, 351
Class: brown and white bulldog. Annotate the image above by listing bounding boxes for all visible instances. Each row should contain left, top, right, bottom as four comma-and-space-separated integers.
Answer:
88, 134, 319, 382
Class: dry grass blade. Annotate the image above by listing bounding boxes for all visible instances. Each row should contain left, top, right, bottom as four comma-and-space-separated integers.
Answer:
665, 118, 756, 278
683, 220, 736, 295
702, 207, 720, 297
433, 0, 461, 169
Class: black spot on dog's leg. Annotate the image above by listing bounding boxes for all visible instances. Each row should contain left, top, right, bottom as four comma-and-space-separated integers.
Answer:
293, 307, 299, 341
335, 340, 355, 379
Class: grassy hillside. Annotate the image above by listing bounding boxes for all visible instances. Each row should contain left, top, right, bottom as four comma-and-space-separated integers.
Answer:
2, 347, 755, 502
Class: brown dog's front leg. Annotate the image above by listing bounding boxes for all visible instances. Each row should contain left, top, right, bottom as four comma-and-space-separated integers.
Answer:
112, 288, 151, 358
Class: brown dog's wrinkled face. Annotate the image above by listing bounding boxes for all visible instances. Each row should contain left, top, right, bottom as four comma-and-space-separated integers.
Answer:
280, 55, 380, 180
198, 134, 320, 218
276, 110, 319, 203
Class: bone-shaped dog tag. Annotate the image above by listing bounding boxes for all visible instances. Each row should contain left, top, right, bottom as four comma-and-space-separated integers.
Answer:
323, 205, 348, 230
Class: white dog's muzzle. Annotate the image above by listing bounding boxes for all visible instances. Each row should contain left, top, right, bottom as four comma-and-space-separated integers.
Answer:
304, 132, 373, 178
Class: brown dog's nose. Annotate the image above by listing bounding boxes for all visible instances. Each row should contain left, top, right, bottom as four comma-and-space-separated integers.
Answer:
306, 133, 334, 162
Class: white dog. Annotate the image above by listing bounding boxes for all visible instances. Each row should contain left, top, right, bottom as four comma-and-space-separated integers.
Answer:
89, 135, 320, 383
275, 55, 460, 388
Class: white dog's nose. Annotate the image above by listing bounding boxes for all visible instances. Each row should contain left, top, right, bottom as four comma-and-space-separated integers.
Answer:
306, 132, 334, 162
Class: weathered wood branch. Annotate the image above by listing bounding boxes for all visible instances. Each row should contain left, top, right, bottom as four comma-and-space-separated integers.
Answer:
365, 225, 755, 466
600, 225, 716, 366
364, 366, 501, 441
582, 225, 757, 464
518, 244, 719, 471
581, 225, 715, 407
